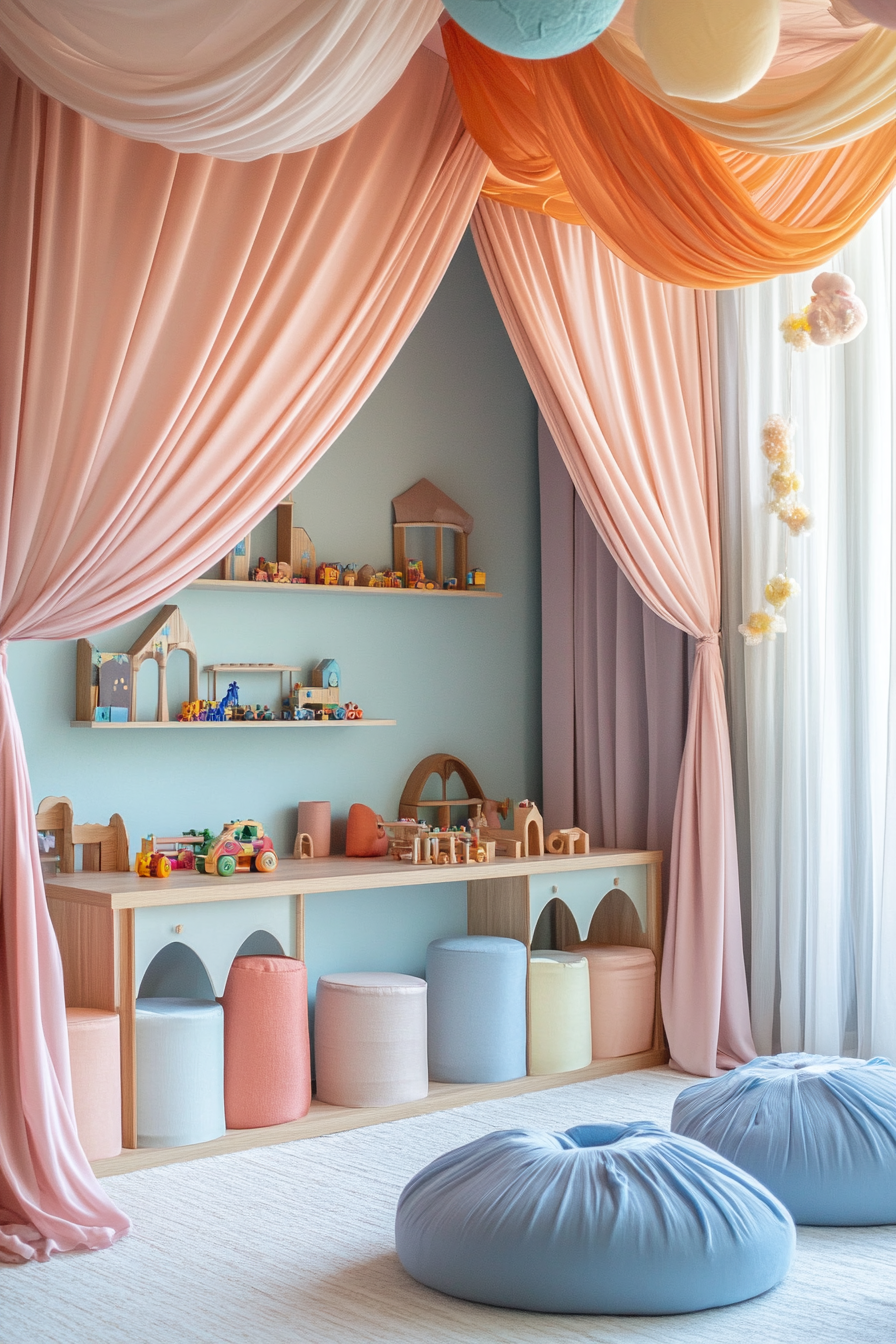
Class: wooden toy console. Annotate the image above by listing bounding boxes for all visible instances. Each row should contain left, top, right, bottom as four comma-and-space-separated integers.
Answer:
44, 849, 664, 1177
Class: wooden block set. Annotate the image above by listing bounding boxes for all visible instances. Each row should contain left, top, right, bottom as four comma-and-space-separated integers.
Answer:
382, 821, 497, 865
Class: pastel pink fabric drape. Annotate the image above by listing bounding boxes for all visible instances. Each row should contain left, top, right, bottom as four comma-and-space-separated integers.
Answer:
0, 49, 485, 1261
473, 200, 756, 1077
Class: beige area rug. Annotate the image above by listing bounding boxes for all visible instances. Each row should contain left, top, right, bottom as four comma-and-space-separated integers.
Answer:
3, 1067, 895, 1344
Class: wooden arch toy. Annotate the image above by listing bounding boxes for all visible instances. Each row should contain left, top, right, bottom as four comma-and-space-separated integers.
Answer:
398, 753, 509, 830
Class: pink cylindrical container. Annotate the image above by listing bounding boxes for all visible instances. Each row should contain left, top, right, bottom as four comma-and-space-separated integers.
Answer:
297, 800, 331, 858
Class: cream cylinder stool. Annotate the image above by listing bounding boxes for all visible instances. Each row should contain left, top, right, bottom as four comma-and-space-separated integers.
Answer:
135, 998, 225, 1147
66, 1008, 121, 1160
528, 951, 593, 1075
314, 972, 428, 1107
564, 944, 656, 1059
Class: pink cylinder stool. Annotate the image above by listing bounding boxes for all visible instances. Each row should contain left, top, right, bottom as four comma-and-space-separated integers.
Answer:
222, 955, 311, 1128
66, 1008, 121, 1160
314, 972, 428, 1107
297, 801, 331, 858
563, 944, 656, 1058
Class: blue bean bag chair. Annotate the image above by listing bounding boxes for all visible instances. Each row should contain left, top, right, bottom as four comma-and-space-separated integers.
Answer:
395, 1121, 794, 1315
672, 1053, 896, 1226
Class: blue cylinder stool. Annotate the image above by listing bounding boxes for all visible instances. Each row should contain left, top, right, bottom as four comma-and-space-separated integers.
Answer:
426, 936, 527, 1083
135, 998, 226, 1147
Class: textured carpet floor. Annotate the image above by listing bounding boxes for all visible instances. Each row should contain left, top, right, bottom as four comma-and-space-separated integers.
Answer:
2, 1067, 895, 1344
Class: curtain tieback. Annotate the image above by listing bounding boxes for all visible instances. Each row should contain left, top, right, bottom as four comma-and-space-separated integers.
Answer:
697, 630, 721, 648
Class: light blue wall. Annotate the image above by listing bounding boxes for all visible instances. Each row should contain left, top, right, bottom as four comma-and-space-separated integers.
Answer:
10, 231, 541, 984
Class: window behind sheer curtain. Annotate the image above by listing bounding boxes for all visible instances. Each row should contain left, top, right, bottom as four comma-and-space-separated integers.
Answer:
719, 197, 896, 1058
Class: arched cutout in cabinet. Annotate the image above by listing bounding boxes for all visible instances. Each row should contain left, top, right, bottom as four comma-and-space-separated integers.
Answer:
587, 889, 649, 949
234, 930, 286, 958
531, 897, 578, 951
138, 941, 216, 1001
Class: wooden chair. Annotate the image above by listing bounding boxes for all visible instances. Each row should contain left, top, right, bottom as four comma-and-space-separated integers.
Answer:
37, 798, 133, 1151
71, 814, 130, 874
35, 795, 129, 875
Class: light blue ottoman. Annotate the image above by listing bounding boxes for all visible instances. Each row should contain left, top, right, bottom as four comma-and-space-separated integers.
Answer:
135, 997, 226, 1147
426, 936, 526, 1084
396, 1121, 794, 1314
672, 1052, 896, 1226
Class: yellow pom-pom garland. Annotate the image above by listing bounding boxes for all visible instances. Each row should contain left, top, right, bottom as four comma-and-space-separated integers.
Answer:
780, 311, 811, 351
769, 466, 804, 500
777, 503, 814, 536
738, 610, 786, 646
761, 414, 793, 462
764, 574, 800, 609
743, 285, 833, 647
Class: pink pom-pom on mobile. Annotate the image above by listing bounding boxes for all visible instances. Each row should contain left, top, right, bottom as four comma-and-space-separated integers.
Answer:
806, 272, 867, 346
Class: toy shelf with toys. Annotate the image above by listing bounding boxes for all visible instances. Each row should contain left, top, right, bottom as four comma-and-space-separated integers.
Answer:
73, 614, 395, 728
71, 719, 396, 729
210, 479, 499, 596
188, 579, 501, 598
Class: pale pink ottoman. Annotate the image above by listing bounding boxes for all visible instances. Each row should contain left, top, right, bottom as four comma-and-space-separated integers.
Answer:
314, 972, 428, 1107
563, 944, 656, 1058
66, 1008, 121, 1160
222, 955, 311, 1128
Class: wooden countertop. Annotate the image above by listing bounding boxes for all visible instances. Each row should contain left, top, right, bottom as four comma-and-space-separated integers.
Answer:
44, 849, 662, 910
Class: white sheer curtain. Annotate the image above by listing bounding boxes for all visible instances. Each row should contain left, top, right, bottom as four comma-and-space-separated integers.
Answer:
719, 196, 896, 1059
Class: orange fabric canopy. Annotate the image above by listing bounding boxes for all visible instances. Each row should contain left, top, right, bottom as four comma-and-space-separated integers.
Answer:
444, 20, 896, 288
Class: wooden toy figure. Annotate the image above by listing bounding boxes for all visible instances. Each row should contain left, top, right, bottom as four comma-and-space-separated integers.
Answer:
126, 606, 199, 723
546, 827, 590, 856
220, 534, 251, 582
276, 498, 316, 582
392, 478, 474, 589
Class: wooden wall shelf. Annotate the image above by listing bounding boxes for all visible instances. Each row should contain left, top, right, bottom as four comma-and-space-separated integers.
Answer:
70, 719, 396, 729
188, 579, 501, 598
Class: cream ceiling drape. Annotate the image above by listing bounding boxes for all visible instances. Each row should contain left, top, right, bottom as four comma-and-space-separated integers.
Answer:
597, 22, 896, 153
0, 0, 441, 159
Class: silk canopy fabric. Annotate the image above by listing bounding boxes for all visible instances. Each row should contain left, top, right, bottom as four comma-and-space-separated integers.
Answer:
609, 0, 871, 78
0, 0, 441, 159
473, 200, 755, 1076
444, 21, 896, 288
0, 49, 485, 1261
597, 22, 896, 153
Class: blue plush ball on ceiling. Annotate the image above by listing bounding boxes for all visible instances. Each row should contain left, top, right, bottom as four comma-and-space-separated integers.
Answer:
444, 0, 624, 59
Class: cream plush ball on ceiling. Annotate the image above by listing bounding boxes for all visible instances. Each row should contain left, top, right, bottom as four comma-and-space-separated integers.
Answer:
442, 0, 623, 58
634, 0, 780, 102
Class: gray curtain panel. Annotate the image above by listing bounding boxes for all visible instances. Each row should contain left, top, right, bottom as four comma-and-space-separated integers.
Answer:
539, 416, 691, 912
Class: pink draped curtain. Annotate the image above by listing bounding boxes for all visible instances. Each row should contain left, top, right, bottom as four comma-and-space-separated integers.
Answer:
473, 199, 755, 1077
0, 48, 485, 1262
